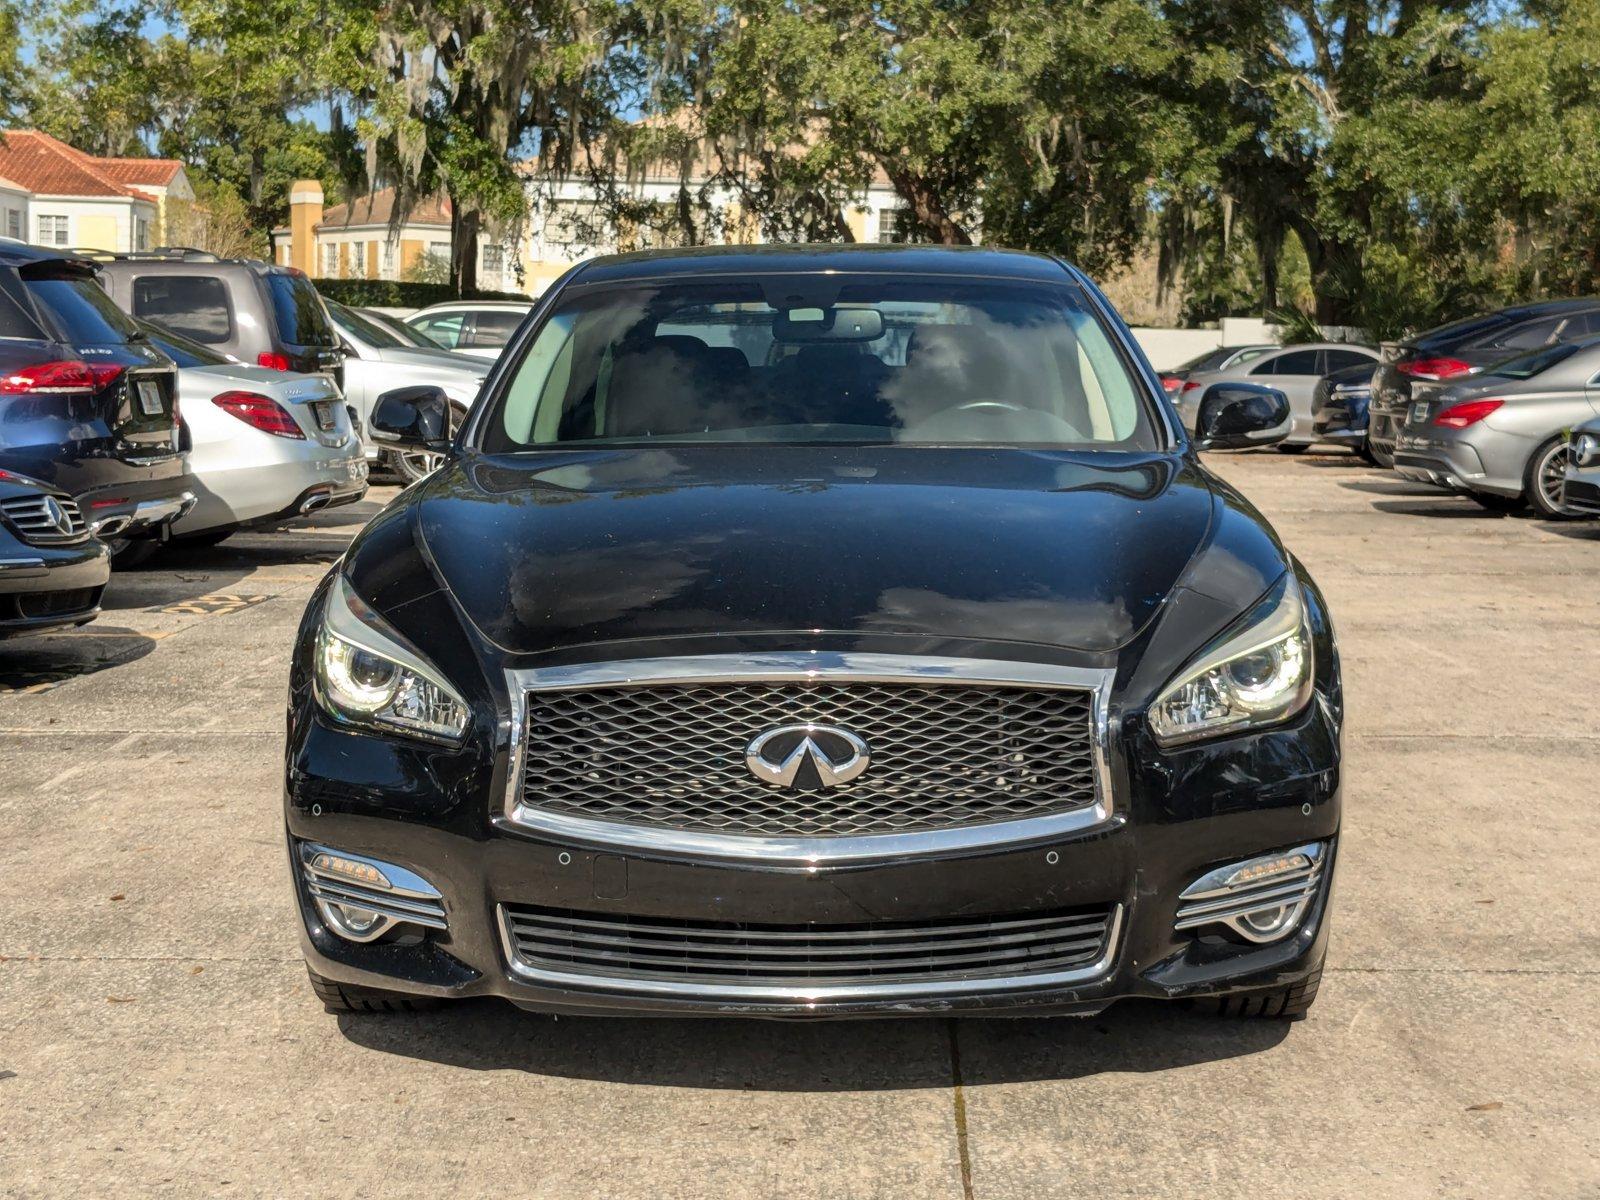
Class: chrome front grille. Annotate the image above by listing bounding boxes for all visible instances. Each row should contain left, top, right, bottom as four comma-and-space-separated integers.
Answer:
0, 493, 89, 545
500, 902, 1119, 996
517, 679, 1100, 838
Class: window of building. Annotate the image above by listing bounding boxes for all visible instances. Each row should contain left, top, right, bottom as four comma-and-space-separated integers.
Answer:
482, 244, 504, 273
381, 240, 396, 275
323, 243, 337, 277
877, 209, 918, 244
5, 209, 20, 240
351, 241, 365, 276
134, 216, 151, 251
546, 200, 604, 250
429, 241, 451, 261
38, 215, 69, 246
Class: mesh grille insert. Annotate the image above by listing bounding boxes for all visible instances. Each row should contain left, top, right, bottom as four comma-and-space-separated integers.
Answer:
519, 681, 1098, 837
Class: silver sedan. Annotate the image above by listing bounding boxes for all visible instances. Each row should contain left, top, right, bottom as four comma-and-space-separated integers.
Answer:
1391, 337, 1600, 518
1177, 342, 1381, 450
139, 324, 369, 546
324, 300, 491, 482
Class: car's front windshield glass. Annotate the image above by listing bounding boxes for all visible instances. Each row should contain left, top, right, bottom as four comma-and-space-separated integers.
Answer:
482, 277, 1161, 451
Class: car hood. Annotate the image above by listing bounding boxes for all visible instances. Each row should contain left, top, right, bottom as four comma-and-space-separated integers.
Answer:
405, 447, 1219, 657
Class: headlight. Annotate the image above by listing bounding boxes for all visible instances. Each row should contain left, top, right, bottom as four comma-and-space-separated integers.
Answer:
1149, 574, 1314, 747
314, 575, 469, 742
1570, 431, 1600, 468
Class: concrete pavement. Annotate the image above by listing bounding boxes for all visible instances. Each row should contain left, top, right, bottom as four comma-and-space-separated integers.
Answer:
1, 452, 1596, 1198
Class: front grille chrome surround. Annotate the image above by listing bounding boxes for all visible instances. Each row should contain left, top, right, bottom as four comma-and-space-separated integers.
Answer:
501, 654, 1114, 864
498, 902, 1123, 1002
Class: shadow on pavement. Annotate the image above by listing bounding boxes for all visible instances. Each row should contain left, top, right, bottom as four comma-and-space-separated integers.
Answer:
0, 625, 158, 692
1367, 498, 1506, 518
335, 997, 1290, 1091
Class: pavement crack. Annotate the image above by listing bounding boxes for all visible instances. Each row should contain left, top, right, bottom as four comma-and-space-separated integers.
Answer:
945, 1018, 976, 1200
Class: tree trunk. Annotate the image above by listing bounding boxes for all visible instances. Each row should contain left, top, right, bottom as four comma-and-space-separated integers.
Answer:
883, 163, 973, 246
451, 202, 480, 296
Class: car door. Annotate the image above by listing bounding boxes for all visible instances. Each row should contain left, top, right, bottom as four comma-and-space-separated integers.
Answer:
1249, 348, 1324, 435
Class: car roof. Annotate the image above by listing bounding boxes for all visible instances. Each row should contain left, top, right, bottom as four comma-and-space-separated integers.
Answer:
568, 243, 1073, 287
0, 242, 98, 271
409, 299, 533, 314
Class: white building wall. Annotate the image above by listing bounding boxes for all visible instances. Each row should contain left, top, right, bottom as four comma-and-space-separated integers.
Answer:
25, 195, 153, 251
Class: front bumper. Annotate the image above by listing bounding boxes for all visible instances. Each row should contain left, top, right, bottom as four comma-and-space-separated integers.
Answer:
0, 536, 110, 637
1563, 472, 1600, 516
286, 700, 1341, 1019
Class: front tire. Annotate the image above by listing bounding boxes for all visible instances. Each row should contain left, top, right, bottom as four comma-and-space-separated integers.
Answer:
1189, 964, 1322, 1019
305, 964, 440, 1014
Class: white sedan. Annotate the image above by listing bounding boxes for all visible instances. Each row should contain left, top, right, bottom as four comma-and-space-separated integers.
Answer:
140, 323, 369, 547
404, 300, 532, 361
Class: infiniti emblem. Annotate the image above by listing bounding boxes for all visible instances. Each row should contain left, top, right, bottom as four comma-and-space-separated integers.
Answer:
745, 724, 870, 791
42, 496, 73, 536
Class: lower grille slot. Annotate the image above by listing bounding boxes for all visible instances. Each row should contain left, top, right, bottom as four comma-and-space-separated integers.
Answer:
501, 903, 1117, 990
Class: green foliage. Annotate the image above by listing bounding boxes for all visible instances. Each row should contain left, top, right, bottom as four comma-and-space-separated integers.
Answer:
312, 277, 527, 306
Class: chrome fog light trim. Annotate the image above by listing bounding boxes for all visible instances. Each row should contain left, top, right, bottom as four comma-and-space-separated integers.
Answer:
299, 841, 447, 943
1175, 842, 1326, 945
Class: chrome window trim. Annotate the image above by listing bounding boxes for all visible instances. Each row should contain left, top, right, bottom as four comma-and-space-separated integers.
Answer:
496, 902, 1122, 1002
500, 652, 1116, 865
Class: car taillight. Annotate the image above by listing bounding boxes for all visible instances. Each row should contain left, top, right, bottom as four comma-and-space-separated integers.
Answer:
1433, 399, 1504, 428
0, 360, 95, 394
86, 363, 125, 390
1181, 380, 1204, 393
257, 352, 293, 371
1160, 375, 1183, 391
211, 390, 305, 438
1399, 357, 1473, 380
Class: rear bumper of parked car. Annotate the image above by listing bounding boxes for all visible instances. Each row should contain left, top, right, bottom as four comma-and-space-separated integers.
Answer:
80, 477, 198, 541
0, 535, 110, 637
1394, 428, 1524, 497
286, 697, 1341, 1019
176, 444, 369, 536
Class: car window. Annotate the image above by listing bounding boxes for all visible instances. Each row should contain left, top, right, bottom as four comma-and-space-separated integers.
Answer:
1481, 316, 1562, 351
1252, 349, 1320, 375
1561, 310, 1600, 338
362, 310, 440, 349
130, 275, 233, 344
413, 314, 465, 348
24, 272, 141, 345
1323, 348, 1374, 372
0, 272, 50, 339
466, 309, 524, 347
487, 277, 1162, 451
1484, 341, 1586, 381
265, 273, 337, 347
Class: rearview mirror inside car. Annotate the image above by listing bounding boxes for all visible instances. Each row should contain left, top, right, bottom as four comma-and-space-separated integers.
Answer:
773, 305, 884, 343
1194, 383, 1292, 451
370, 385, 452, 451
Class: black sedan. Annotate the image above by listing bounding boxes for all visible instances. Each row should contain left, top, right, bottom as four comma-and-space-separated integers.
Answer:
0, 470, 109, 637
285, 245, 1341, 1022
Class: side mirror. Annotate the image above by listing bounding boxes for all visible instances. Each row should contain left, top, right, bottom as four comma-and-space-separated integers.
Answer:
1194, 383, 1292, 451
370, 385, 452, 451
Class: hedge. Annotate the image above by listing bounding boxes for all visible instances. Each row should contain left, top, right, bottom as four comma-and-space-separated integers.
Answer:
311, 278, 530, 308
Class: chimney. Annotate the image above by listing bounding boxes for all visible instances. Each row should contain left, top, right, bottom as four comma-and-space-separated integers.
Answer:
289, 180, 324, 275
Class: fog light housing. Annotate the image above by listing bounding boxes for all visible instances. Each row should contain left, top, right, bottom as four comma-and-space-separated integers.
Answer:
298, 841, 448, 944
1175, 842, 1326, 945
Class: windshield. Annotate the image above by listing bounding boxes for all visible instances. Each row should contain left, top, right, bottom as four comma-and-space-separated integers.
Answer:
328, 300, 408, 350
138, 319, 232, 368
266, 273, 337, 347
483, 278, 1161, 451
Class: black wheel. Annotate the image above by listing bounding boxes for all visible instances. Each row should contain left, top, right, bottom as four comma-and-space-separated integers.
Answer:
306, 964, 440, 1014
1467, 490, 1529, 514
1276, 443, 1313, 455
1524, 437, 1583, 520
386, 448, 445, 484
107, 537, 162, 567
1189, 964, 1322, 1020
172, 529, 233, 549
1358, 438, 1379, 465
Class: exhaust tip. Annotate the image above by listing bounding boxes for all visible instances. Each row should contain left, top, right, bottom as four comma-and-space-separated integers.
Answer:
91, 515, 132, 538
299, 491, 332, 515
